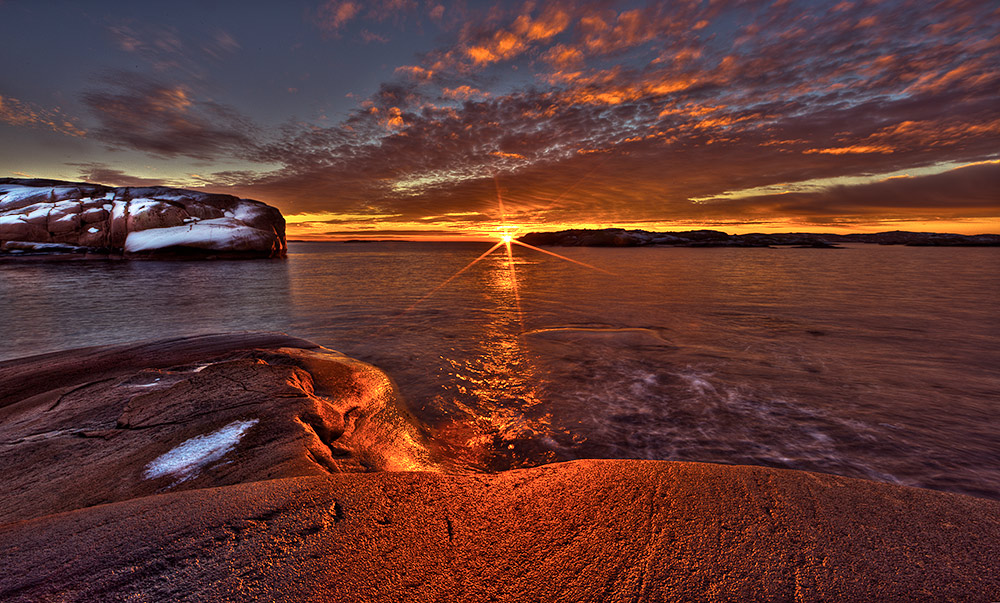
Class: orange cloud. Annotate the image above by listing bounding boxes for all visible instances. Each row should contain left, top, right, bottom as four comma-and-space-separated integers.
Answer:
804, 145, 895, 155
465, 30, 526, 65
443, 86, 490, 100
543, 44, 584, 69
490, 151, 525, 159
0, 95, 86, 137
385, 106, 405, 129
318, 1, 360, 31
395, 65, 434, 81
511, 6, 571, 42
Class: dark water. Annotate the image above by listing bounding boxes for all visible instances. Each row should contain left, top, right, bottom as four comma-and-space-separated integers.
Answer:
2, 242, 999, 499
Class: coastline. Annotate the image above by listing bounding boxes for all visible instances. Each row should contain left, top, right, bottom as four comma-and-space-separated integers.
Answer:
1, 333, 998, 600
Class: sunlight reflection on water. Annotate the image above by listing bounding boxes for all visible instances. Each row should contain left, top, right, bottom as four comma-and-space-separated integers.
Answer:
2, 242, 998, 499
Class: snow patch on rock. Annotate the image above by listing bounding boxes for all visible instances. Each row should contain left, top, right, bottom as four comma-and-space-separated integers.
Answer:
124, 218, 273, 253
127, 198, 164, 216
144, 419, 258, 483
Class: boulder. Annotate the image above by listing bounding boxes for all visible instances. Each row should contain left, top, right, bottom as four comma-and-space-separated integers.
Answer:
0, 179, 286, 259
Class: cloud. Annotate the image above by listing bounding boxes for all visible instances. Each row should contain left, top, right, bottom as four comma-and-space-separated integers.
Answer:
360, 29, 390, 44
395, 65, 434, 81
691, 162, 1000, 223
67, 163, 168, 187
0, 94, 86, 137
315, 0, 421, 34
106, 22, 240, 76
442, 85, 489, 100
177, 0, 999, 234
317, 1, 360, 31
80, 73, 256, 160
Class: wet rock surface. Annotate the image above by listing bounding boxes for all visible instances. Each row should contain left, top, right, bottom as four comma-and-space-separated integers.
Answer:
0, 179, 286, 259
1, 333, 998, 601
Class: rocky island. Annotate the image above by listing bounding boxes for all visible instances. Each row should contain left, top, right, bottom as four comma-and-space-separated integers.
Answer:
1, 333, 998, 601
519, 228, 1000, 247
0, 179, 286, 259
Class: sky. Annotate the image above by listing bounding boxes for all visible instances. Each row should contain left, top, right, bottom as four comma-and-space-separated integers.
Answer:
1, 0, 998, 240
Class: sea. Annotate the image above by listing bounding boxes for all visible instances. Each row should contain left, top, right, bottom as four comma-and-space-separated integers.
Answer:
2, 241, 998, 499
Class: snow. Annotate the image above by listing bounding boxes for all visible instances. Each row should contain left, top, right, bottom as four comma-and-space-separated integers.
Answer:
124, 218, 268, 252
102, 203, 113, 211
88, 227, 100, 233
130, 377, 162, 388
153, 192, 199, 202
3, 242, 84, 251
21, 204, 51, 221
51, 200, 80, 212
128, 198, 165, 216
143, 419, 258, 483
110, 200, 129, 221
232, 201, 264, 222
0, 185, 49, 208
0, 214, 25, 225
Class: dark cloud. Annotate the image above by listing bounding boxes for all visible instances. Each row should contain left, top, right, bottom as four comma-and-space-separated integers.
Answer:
68, 162, 166, 187
81, 73, 257, 160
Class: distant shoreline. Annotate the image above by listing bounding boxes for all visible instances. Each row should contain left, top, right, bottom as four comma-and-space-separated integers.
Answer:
516, 228, 1000, 248
285, 230, 1000, 247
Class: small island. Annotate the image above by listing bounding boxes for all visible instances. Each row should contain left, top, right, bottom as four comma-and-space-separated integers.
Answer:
0, 179, 286, 259
518, 228, 1000, 247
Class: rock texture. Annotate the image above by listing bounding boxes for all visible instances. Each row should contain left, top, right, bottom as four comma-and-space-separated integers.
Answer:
0, 178, 286, 259
1, 333, 998, 601
519, 228, 1000, 247
0, 333, 432, 524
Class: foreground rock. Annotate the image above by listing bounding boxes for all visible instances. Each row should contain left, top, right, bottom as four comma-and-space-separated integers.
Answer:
0, 333, 432, 524
0, 178, 286, 259
1, 334, 998, 601
519, 228, 1000, 247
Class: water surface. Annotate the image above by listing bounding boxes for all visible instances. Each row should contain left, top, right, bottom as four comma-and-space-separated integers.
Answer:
2, 242, 998, 499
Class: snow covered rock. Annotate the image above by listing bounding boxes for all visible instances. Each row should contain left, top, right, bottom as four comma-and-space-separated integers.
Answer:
0, 179, 286, 258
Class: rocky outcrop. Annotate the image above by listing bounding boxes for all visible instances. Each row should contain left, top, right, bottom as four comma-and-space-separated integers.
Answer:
0, 178, 286, 259
1, 333, 998, 601
519, 228, 1000, 247
0, 333, 432, 524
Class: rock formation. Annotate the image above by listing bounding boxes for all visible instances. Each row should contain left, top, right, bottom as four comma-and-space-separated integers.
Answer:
1, 333, 998, 601
0, 179, 286, 259
519, 228, 1000, 247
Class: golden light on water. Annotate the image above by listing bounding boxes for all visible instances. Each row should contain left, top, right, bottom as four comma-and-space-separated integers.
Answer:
401, 179, 616, 323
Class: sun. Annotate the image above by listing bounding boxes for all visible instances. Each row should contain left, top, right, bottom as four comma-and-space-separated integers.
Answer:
399, 176, 614, 317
